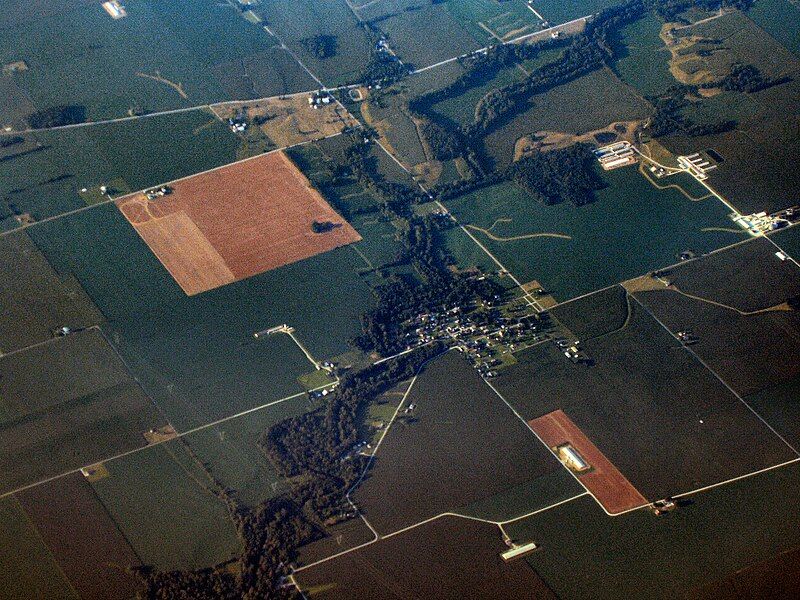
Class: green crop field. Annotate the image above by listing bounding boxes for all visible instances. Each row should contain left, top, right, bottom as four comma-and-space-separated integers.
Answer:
506, 463, 800, 598
254, 0, 373, 86
746, 0, 800, 56
91, 442, 242, 572
182, 393, 318, 508
0, 109, 240, 231
0, 0, 313, 123
0, 231, 101, 351
26, 200, 376, 431
531, 0, 625, 24
0, 327, 166, 495
611, 13, 675, 97
443, 166, 740, 301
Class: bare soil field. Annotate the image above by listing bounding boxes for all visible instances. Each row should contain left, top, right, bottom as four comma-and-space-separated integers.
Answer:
296, 516, 555, 599
17, 472, 142, 599
116, 151, 361, 295
528, 410, 648, 514
353, 351, 565, 533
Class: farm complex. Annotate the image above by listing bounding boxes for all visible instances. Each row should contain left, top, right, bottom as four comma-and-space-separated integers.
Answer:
1, 0, 799, 598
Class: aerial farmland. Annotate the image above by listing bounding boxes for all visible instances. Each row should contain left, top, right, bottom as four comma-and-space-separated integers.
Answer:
1, 1, 799, 598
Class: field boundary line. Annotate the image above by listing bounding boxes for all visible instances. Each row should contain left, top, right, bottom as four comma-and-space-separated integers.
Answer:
480, 376, 640, 517
292, 492, 588, 575
671, 457, 800, 499
0, 131, 345, 240
629, 293, 800, 457
0, 384, 335, 502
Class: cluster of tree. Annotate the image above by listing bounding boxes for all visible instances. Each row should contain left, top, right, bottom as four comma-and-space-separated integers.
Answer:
26, 105, 86, 129
509, 144, 605, 206
359, 50, 407, 86
432, 144, 604, 206
646, 85, 737, 137
344, 137, 428, 216
0, 135, 23, 148
648, 0, 754, 22
356, 215, 502, 354
417, 118, 468, 161
300, 35, 338, 59
311, 220, 336, 233
715, 63, 789, 93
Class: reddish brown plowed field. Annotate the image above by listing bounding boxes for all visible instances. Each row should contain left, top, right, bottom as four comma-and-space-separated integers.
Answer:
17, 473, 142, 599
116, 151, 361, 295
528, 410, 648, 514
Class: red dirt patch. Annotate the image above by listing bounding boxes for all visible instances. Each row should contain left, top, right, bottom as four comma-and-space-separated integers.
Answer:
116, 151, 361, 296
528, 410, 648, 514
17, 472, 142, 599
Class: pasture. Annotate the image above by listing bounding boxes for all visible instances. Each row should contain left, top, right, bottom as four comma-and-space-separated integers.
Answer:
442, 167, 740, 302
494, 289, 796, 502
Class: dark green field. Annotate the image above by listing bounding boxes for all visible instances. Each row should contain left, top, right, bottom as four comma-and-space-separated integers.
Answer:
494, 290, 796, 501
0, 0, 315, 123
91, 441, 241, 572
0, 230, 101, 351
0, 109, 240, 231
26, 203, 374, 430
506, 463, 800, 599
443, 167, 739, 301
0, 327, 166, 495
353, 351, 574, 533
635, 238, 800, 398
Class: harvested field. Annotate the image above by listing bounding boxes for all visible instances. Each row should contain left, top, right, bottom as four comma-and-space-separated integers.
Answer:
116, 151, 361, 296
353, 351, 569, 533
296, 516, 556, 600
529, 410, 647, 514
17, 473, 142, 599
